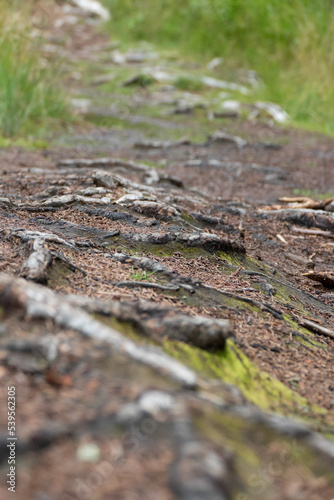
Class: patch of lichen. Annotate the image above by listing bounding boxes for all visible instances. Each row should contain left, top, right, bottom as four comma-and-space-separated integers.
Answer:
164, 339, 326, 419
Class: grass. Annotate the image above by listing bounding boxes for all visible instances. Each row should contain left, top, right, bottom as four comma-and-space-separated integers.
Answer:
130, 267, 156, 281
173, 76, 204, 91
0, 1, 68, 137
292, 189, 334, 200
102, 0, 334, 136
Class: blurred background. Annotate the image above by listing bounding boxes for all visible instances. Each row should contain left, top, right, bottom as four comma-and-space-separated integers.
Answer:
1, 0, 334, 141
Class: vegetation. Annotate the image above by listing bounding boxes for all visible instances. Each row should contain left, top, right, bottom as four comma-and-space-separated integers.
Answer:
103, 0, 334, 135
130, 267, 156, 281
0, 1, 67, 137
174, 76, 204, 91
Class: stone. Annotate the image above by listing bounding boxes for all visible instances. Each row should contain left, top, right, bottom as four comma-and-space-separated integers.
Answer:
209, 131, 247, 148
76, 443, 101, 462
70, 98, 91, 114
255, 101, 290, 124
116, 192, 155, 204
169, 441, 232, 500
201, 76, 249, 94
207, 57, 224, 70
92, 170, 115, 188
70, 0, 110, 21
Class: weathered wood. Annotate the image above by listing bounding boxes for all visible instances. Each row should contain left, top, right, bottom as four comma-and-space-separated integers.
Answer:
9, 229, 76, 249
0, 274, 197, 388
61, 293, 233, 350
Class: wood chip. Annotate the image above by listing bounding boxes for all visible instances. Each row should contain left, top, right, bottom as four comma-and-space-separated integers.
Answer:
303, 271, 334, 288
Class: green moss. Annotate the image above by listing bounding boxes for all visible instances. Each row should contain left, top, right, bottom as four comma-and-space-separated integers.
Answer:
218, 252, 275, 275
164, 339, 326, 418
282, 315, 324, 347
112, 239, 212, 259
96, 315, 144, 343
193, 406, 334, 497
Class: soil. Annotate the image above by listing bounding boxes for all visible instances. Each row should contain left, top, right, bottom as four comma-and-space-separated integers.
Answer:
0, 2, 334, 500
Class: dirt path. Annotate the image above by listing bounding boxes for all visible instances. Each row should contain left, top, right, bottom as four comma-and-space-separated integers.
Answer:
0, 2, 334, 499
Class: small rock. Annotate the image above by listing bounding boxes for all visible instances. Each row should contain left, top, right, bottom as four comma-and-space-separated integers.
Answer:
131, 200, 180, 219
209, 131, 247, 148
78, 187, 108, 196
70, 0, 110, 21
55, 15, 79, 28
125, 50, 158, 63
207, 57, 224, 70
110, 50, 126, 65
169, 441, 233, 500
0, 197, 12, 205
116, 403, 142, 425
76, 443, 101, 462
201, 76, 249, 94
255, 101, 290, 124
116, 192, 155, 204
138, 391, 176, 415
92, 170, 115, 188
70, 98, 91, 114
220, 100, 241, 113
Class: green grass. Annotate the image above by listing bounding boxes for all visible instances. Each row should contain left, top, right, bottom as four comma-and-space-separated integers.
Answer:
102, 0, 334, 136
292, 189, 334, 200
130, 267, 156, 281
0, 1, 68, 137
173, 76, 204, 91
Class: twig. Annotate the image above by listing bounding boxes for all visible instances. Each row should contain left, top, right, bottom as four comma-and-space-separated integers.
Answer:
298, 319, 334, 339
291, 226, 334, 238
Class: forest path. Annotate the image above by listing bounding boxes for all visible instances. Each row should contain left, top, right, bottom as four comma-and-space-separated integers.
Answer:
0, 2, 334, 499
